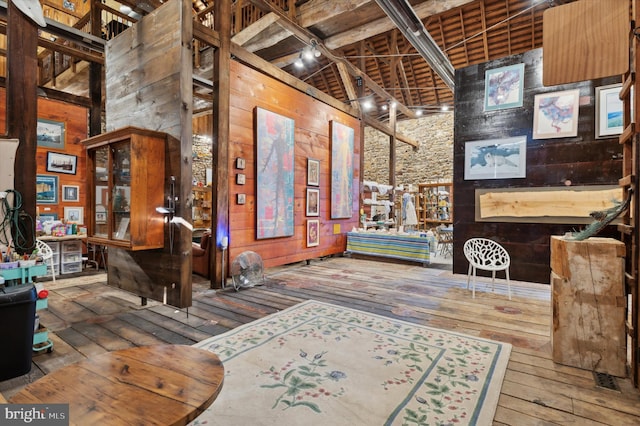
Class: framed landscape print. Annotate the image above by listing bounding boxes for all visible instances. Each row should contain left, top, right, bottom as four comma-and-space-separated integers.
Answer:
64, 206, 84, 224
330, 121, 354, 219
306, 188, 319, 217
255, 107, 295, 239
46, 152, 77, 175
36, 175, 58, 204
532, 89, 580, 139
595, 84, 623, 138
464, 136, 527, 180
37, 118, 65, 149
306, 219, 319, 247
484, 63, 525, 111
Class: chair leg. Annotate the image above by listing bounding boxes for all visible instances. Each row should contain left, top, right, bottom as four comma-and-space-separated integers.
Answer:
491, 270, 496, 292
472, 267, 477, 299
506, 269, 511, 300
467, 264, 472, 290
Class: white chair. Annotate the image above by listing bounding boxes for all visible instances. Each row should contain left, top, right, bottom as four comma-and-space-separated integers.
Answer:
35, 239, 56, 282
463, 238, 511, 300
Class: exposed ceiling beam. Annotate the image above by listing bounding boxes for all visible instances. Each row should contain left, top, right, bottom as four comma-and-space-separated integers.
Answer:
375, 0, 455, 89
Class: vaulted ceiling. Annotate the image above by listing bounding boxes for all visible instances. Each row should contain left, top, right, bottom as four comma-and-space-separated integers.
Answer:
16, 0, 577, 123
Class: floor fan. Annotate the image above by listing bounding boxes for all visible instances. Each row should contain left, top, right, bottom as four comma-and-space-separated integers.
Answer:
230, 251, 264, 291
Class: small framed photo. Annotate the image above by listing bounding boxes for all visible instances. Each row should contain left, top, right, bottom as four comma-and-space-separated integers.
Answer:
62, 185, 80, 202
46, 152, 77, 175
533, 89, 580, 139
306, 219, 320, 247
95, 211, 107, 224
237, 193, 246, 205
595, 83, 623, 138
307, 158, 320, 186
39, 213, 58, 222
37, 118, 65, 149
64, 206, 84, 224
36, 174, 58, 204
235, 158, 246, 169
236, 173, 246, 185
306, 188, 319, 217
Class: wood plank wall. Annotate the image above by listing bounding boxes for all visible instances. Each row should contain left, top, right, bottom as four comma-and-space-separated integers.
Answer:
0, 89, 88, 223
227, 60, 360, 268
453, 48, 622, 284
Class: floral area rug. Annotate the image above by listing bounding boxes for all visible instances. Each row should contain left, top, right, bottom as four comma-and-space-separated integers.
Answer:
191, 300, 511, 426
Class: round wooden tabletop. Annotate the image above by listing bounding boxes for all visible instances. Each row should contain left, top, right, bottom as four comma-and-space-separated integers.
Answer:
10, 344, 224, 426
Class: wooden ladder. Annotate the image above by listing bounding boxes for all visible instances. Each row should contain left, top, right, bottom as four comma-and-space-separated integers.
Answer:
620, 7, 640, 386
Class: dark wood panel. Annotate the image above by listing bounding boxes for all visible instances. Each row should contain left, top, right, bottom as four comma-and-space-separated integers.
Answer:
453, 48, 622, 284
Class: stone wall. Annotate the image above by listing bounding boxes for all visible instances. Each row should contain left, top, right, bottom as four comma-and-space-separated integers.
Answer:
363, 112, 454, 189
192, 134, 213, 185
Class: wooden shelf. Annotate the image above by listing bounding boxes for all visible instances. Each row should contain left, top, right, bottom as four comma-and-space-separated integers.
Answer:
418, 183, 453, 230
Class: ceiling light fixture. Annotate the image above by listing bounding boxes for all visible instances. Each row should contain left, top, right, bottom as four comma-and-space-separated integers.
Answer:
294, 53, 304, 68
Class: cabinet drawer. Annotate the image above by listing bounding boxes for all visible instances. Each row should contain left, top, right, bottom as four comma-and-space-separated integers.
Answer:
62, 253, 81, 263
61, 262, 82, 274
62, 240, 83, 253
44, 241, 60, 253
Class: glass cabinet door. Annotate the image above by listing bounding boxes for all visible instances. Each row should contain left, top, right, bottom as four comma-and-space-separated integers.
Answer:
111, 142, 131, 241
93, 146, 109, 238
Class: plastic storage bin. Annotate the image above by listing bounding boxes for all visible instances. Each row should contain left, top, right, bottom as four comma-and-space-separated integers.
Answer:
0, 284, 36, 381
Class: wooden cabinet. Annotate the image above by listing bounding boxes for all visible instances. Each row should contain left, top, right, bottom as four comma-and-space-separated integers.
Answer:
82, 127, 167, 250
418, 183, 453, 229
192, 186, 212, 229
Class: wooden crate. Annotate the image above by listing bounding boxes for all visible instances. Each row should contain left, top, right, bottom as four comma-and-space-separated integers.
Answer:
550, 236, 626, 376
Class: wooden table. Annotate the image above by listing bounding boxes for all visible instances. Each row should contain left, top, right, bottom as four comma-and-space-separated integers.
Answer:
10, 345, 224, 426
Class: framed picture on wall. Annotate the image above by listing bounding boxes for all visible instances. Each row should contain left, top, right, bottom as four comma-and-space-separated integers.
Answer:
37, 118, 65, 149
306, 188, 319, 217
532, 89, 580, 139
330, 121, 354, 219
306, 219, 319, 247
39, 213, 58, 222
307, 158, 320, 186
255, 107, 295, 239
46, 152, 77, 175
484, 63, 525, 112
464, 136, 527, 180
62, 185, 80, 202
64, 206, 84, 223
36, 174, 58, 204
595, 83, 624, 138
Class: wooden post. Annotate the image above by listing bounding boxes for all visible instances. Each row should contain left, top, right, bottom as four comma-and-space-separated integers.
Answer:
550, 236, 627, 376
211, 0, 231, 289
7, 1, 39, 253
88, 0, 103, 137
388, 101, 397, 220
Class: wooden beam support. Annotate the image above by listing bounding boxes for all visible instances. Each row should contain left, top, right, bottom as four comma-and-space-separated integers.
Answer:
211, 0, 231, 289
363, 115, 418, 148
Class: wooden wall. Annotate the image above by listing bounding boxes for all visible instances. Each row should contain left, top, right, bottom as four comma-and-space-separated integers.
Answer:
453, 48, 622, 284
0, 89, 88, 222
227, 60, 361, 268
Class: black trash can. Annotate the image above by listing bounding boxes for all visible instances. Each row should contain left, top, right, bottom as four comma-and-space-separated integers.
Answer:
0, 284, 36, 381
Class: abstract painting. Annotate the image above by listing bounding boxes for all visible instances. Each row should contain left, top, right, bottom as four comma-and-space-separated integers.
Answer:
255, 107, 295, 239
484, 63, 525, 111
464, 136, 527, 180
330, 121, 354, 219
533, 89, 580, 139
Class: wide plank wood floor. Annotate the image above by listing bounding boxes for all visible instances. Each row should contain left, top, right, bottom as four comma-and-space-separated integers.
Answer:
2, 256, 640, 425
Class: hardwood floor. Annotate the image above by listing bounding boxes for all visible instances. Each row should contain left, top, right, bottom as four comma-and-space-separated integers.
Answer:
2, 255, 640, 425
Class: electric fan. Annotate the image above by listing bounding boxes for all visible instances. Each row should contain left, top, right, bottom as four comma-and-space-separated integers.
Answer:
230, 251, 264, 291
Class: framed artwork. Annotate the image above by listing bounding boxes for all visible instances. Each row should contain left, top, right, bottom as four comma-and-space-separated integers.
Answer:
464, 136, 527, 180
595, 83, 623, 138
37, 118, 66, 149
532, 89, 580, 139
36, 174, 58, 204
484, 63, 525, 111
236, 173, 246, 185
64, 206, 84, 223
39, 213, 58, 222
236, 158, 246, 169
307, 158, 320, 186
306, 188, 319, 217
95, 211, 107, 224
46, 152, 77, 175
62, 185, 80, 202
306, 219, 319, 247
255, 107, 295, 239
330, 121, 354, 219
237, 193, 246, 205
